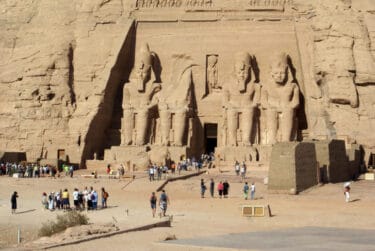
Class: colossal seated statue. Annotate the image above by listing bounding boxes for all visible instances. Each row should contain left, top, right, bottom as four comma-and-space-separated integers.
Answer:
156, 55, 194, 146
222, 52, 260, 147
122, 43, 161, 146
261, 52, 300, 144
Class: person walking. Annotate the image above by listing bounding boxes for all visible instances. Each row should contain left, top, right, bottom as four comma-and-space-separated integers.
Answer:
243, 182, 249, 200
101, 187, 109, 208
11, 191, 18, 214
200, 179, 207, 198
250, 182, 256, 200
209, 179, 215, 198
150, 192, 157, 217
159, 190, 170, 217
344, 182, 350, 202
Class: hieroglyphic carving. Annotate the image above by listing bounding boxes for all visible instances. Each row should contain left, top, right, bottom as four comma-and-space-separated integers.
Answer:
136, 0, 213, 8
206, 54, 219, 92
222, 52, 260, 147
248, 0, 292, 7
261, 52, 299, 144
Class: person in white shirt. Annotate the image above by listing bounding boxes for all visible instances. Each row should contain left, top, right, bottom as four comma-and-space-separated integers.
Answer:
250, 182, 256, 200
73, 188, 79, 209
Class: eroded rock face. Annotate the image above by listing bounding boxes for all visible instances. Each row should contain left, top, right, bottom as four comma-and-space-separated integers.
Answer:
0, 0, 374, 167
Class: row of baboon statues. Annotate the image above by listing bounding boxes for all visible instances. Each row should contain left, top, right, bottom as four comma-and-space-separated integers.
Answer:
121, 43, 300, 147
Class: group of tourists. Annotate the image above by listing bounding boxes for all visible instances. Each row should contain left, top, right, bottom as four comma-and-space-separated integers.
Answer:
0, 162, 58, 178
149, 190, 170, 217
200, 179, 231, 198
148, 164, 171, 181
40, 186, 109, 211
234, 161, 247, 181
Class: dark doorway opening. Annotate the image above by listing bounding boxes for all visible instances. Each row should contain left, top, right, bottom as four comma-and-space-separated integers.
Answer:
204, 123, 217, 154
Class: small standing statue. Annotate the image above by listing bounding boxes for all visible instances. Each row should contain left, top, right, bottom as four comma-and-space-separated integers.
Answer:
261, 52, 300, 144
207, 55, 219, 91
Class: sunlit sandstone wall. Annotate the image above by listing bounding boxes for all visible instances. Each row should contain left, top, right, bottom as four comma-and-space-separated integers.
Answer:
0, 0, 374, 166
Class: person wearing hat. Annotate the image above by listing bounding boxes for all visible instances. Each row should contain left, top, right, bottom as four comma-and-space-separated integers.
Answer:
11, 191, 18, 214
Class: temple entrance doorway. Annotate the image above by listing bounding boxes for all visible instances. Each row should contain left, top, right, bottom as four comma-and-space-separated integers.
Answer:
204, 123, 217, 154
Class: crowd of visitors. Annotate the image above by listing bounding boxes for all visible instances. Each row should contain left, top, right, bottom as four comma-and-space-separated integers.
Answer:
40, 186, 109, 211
0, 162, 60, 178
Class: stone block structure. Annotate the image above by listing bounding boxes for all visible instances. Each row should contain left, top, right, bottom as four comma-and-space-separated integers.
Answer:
268, 142, 318, 193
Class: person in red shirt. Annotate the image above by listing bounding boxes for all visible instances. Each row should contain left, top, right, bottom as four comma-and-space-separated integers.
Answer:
217, 181, 224, 199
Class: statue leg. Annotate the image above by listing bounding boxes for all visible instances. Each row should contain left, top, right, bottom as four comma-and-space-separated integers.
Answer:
159, 109, 171, 146
135, 109, 149, 145
227, 109, 238, 146
281, 109, 294, 142
241, 108, 254, 146
174, 111, 187, 146
266, 109, 277, 144
122, 109, 134, 145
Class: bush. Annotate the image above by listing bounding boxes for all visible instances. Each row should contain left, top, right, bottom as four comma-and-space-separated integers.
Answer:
38, 211, 89, 237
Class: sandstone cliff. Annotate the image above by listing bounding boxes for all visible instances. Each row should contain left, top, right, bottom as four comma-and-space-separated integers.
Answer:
0, 0, 374, 166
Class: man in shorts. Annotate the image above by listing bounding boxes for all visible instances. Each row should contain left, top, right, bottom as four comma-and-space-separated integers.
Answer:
150, 192, 157, 217
159, 190, 170, 217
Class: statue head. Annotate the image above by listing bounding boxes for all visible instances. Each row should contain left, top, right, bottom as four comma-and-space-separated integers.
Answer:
234, 52, 251, 92
135, 43, 153, 92
271, 52, 289, 85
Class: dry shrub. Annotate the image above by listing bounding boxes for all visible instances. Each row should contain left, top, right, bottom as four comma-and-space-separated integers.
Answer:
38, 211, 89, 237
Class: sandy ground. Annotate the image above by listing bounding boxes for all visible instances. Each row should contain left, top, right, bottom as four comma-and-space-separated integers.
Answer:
0, 169, 374, 250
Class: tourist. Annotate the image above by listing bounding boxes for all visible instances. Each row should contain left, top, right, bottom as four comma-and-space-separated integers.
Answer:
55, 191, 61, 210
11, 191, 18, 214
73, 188, 79, 210
159, 190, 170, 217
106, 164, 111, 174
101, 187, 109, 208
150, 192, 157, 217
240, 162, 246, 181
223, 180, 230, 198
157, 166, 162, 180
86, 187, 92, 210
78, 190, 84, 209
48, 192, 55, 211
200, 179, 207, 198
69, 165, 74, 178
243, 182, 249, 200
235, 161, 240, 176
149, 165, 155, 182
163, 165, 168, 179
210, 178, 215, 198
92, 190, 98, 210
217, 181, 224, 198
41, 192, 48, 209
344, 182, 351, 202
83, 187, 88, 210
250, 182, 256, 200
62, 188, 70, 211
